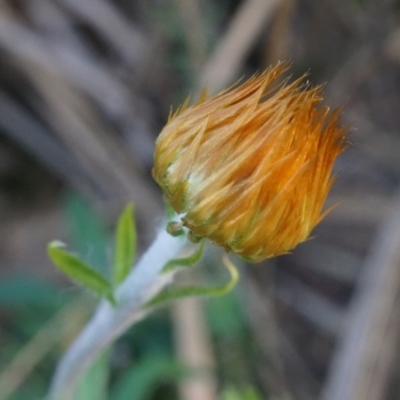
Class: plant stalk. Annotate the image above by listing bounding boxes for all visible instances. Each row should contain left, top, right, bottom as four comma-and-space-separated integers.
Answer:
47, 227, 189, 400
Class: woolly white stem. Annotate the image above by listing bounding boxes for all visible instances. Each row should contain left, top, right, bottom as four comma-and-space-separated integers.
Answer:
47, 227, 189, 400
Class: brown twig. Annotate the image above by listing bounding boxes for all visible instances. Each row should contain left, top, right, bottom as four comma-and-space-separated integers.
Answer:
172, 295, 217, 400
322, 188, 400, 400
199, 0, 280, 94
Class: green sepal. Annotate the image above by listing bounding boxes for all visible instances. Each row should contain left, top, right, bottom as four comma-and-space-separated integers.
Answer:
188, 231, 203, 243
146, 255, 239, 308
113, 203, 137, 285
166, 221, 185, 237
47, 241, 116, 306
161, 240, 205, 274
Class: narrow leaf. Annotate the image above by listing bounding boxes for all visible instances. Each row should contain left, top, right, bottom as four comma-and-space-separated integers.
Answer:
48, 241, 115, 304
113, 203, 136, 285
162, 240, 205, 273
147, 255, 239, 308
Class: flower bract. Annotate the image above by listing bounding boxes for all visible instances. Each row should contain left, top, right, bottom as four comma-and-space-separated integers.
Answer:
153, 63, 347, 262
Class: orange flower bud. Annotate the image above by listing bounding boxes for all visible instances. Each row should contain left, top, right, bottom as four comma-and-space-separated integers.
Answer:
152, 63, 348, 262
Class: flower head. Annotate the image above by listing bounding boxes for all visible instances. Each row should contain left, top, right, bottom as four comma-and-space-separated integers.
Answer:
153, 63, 347, 262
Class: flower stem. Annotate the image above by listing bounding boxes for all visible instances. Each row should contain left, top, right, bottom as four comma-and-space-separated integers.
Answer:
47, 227, 189, 400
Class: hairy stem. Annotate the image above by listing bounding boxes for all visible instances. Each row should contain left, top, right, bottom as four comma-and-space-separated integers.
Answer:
47, 227, 189, 400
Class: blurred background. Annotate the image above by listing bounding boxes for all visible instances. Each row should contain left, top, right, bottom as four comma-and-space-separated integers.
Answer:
0, 0, 399, 399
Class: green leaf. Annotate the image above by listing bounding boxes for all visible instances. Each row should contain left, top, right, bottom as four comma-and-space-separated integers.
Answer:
113, 203, 137, 285
75, 350, 111, 400
161, 240, 205, 273
147, 255, 239, 308
48, 241, 115, 305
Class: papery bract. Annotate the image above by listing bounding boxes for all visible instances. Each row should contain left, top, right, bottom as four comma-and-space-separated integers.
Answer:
153, 63, 347, 262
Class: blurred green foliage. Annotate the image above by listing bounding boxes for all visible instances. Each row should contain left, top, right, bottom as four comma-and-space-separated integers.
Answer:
220, 386, 263, 400
76, 350, 111, 400
110, 353, 192, 400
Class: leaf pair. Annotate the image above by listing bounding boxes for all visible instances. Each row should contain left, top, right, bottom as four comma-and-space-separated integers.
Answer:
48, 203, 137, 306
